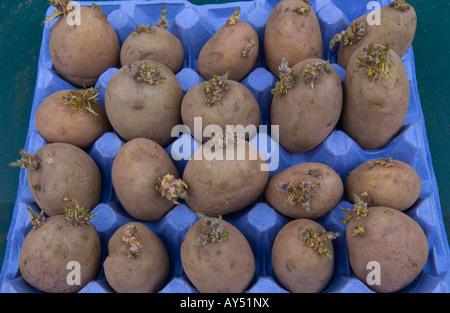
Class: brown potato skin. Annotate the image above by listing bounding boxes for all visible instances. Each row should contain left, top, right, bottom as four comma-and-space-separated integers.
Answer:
181, 80, 260, 143
27, 142, 102, 216
197, 20, 259, 81
346, 206, 428, 293
272, 219, 335, 293
341, 45, 410, 150
49, 6, 120, 87
265, 162, 343, 219
337, 3, 417, 69
183, 139, 268, 217
35, 90, 112, 148
345, 159, 421, 211
180, 218, 255, 293
105, 60, 183, 146
264, 0, 323, 77
270, 58, 343, 153
103, 222, 169, 293
111, 138, 179, 222
18, 215, 101, 293
120, 27, 184, 73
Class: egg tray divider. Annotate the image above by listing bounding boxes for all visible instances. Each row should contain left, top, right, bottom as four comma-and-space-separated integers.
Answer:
1, 0, 449, 293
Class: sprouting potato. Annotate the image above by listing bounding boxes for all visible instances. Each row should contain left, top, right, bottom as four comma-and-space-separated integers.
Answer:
180, 213, 255, 293
342, 196, 428, 293
197, 7, 259, 81
9, 143, 102, 216
46, 1, 120, 86
35, 87, 111, 149
120, 5, 184, 73
19, 200, 101, 293
264, 0, 323, 77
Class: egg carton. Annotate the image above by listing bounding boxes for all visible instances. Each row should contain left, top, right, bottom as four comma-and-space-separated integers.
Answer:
1, 0, 449, 293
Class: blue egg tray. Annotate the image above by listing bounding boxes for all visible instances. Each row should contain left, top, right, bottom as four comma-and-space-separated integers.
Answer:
1, 0, 449, 293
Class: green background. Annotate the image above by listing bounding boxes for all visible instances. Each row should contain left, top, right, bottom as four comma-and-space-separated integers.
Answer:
0, 0, 448, 270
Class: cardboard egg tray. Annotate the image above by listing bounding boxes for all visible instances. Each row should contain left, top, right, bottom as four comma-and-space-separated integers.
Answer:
1, 0, 449, 293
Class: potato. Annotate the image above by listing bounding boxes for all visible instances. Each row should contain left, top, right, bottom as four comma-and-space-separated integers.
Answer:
103, 222, 169, 293
35, 87, 111, 149
345, 158, 421, 211
197, 7, 259, 81
270, 58, 343, 153
331, 0, 417, 69
341, 43, 410, 150
265, 162, 343, 219
343, 201, 428, 293
180, 214, 255, 293
272, 218, 339, 293
47, 4, 120, 87
111, 137, 187, 222
105, 60, 183, 146
120, 6, 184, 73
181, 73, 260, 143
19, 201, 101, 293
182, 138, 268, 217
264, 0, 322, 77
9, 143, 102, 216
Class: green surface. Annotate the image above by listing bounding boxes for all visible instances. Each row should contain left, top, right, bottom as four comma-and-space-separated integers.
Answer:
0, 0, 448, 271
